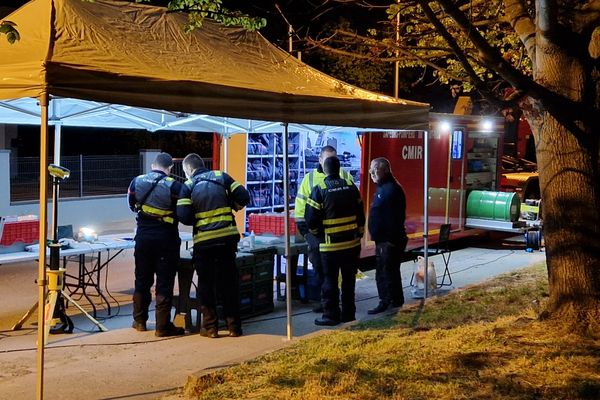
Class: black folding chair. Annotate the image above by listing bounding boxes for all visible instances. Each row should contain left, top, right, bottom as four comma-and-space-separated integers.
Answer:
435, 224, 452, 287
409, 223, 452, 288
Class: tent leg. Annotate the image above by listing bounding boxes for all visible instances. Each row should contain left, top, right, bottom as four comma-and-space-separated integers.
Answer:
282, 123, 293, 340
36, 92, 50, 400
423, 130, 430, 299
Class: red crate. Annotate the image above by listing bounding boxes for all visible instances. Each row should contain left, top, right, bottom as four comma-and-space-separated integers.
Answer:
0, 220, 39, 246
248, 213, 296, 236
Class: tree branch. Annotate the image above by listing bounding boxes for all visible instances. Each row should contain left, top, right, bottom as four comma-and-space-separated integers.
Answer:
417, 0, 503, 107
434, 0, 596, 127
503, 0, 536, 69
573, 0, 600, 32
306, 36, 465, 81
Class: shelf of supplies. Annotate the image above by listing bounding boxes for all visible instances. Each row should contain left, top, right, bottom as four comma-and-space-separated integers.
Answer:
276, 154, 299, 157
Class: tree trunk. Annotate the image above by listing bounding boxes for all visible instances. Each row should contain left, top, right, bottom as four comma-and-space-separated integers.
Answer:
530, 31, 600, 333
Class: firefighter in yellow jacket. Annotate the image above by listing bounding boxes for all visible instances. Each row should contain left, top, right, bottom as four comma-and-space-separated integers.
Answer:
177, 153, 249, 338
294, 145, 353, 311
305, 156, 365, 326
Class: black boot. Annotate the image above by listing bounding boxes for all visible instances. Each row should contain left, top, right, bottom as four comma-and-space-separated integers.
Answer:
200, 306, 219, 338
367, 302, 389, 315
155, 295, 184, 337
132, 321, 147, 332
132, 292, 151, 329
226, 316, 243, 337
314, 316, 340, 326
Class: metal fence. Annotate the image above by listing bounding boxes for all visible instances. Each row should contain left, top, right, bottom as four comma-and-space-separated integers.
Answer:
171, 157, 213, 182
10, 155, 142, 202
10, 155, 214, 202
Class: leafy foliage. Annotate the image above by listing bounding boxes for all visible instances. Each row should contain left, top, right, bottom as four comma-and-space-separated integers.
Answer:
306, 0, 533, 103
154, 0, 266, 31
1, 1, 265, 44
310, 18, 394, 92
0, 20, 19, 44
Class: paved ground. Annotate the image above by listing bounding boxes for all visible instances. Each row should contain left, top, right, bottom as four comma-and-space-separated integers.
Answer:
0, 222, 546, 400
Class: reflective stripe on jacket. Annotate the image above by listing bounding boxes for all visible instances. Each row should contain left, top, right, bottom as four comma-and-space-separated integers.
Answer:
134, 172, 176, 224
294, 167, 353, 239
304, 176, 365, 253
186, 170, 243, 245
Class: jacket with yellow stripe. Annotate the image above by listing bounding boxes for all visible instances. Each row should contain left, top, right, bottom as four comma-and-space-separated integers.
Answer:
177, 168, 249, 247
294, 164, 353, 236
128, 170, 182, 236
304, 175, 365, 253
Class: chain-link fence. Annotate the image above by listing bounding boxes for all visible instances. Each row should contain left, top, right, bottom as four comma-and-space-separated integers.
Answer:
10, 155, 142, 202
171, 157, 213, 182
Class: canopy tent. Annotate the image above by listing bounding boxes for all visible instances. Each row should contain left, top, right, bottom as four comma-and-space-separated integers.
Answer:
0, 0, 428, 130
0, 1, 430, 398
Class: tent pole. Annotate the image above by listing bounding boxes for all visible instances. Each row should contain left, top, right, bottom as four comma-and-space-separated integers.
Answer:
36, 91, 49, 400
423, 130, 430, 299
51, 124, 62, 236
282, 123, 293, 340
222, 131, 229, 173
53, 124, 61, 165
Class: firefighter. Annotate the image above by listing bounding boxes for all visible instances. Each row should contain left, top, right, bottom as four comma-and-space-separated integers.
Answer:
128, 152, 185, 337
294, 145, 353, 311
367, 157, 407, 314
305, 156, 365, 325
177, 153, 250, 338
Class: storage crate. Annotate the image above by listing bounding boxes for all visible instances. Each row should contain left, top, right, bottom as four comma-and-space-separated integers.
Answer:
237, 252, 256, 287
248, 213, 296, 236
0, 218, 39, 246
236, 252, 255, 266
238, 264, 254, 287
254, 261, 273, 283
253, 280, 274, 310
238, 281, 274, 319
239, 286, 254, 316
252, 248, 276, 264
237, 252, 272, 286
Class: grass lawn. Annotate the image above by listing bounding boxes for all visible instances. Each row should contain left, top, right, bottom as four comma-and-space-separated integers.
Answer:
182, 263, 600, 399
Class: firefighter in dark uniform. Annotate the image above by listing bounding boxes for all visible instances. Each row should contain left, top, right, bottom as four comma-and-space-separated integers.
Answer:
305, 156, 365, 326
128, 152, 185, 337
177, 153, 250, 338
294, 145, 353, 311
367, 157, 408, 314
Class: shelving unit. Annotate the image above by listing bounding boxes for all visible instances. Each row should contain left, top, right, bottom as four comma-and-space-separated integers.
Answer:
465, 133, 499, 190
245, 132, 302, 224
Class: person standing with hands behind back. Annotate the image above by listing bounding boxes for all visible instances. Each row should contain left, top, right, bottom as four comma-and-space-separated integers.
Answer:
177, 153, 249, 338
127, 152, 185, 337
367, 157, 408, 314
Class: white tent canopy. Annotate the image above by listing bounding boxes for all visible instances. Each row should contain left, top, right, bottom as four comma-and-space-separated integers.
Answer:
0, 97, 385, 135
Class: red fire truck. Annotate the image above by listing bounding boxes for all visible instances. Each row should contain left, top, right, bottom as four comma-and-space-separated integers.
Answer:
359, 113, 540, 256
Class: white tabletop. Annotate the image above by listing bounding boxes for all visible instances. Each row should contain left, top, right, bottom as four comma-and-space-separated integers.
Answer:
0, 232, 193, 265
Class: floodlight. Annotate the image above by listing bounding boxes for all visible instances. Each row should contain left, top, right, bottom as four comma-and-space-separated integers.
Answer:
75, 226, 98, 242
439, 121, 451, 133
480, 120, 493, 132
48, 164, 70, 180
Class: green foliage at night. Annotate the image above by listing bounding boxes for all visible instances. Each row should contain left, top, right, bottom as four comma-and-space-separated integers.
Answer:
0, 20, 19, 43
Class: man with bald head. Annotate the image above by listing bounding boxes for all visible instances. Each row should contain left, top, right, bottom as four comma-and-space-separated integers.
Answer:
367, 157, 408, 314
